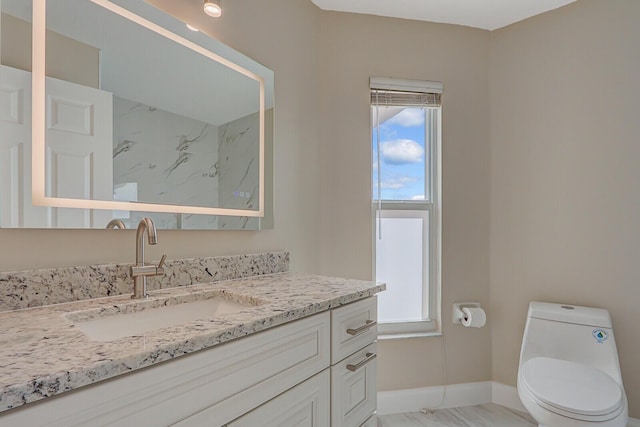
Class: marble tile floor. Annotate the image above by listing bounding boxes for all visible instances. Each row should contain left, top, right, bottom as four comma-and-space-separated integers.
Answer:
377, 403, 537, 427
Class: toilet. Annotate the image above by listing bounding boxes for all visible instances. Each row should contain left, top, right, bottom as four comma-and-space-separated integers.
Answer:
517, 302, 628, 427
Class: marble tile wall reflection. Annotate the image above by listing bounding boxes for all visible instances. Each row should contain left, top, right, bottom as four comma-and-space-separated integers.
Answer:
111, 98, 262, 230
112, 96, 220, 229
218, 111, 261, 230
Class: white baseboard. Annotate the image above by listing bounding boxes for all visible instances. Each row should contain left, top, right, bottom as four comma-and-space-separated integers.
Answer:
377, 381, 492, 415
491, 381, 527, 413
378, 381, 640, 426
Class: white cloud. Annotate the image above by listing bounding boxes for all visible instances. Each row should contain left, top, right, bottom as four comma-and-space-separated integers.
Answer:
381, 139, 424, 164
379, 176, 416, 189
411, 195, 426, 200
386, 109, 425, 127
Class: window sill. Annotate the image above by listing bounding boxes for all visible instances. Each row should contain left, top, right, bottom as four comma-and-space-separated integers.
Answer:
377, 319, 438, 337
378, 331, 442, 340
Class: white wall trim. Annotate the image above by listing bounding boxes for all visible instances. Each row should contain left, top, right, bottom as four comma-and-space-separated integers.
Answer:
377, 381, 492, 415
490, 381, 527, 413
378, 381, 640, 425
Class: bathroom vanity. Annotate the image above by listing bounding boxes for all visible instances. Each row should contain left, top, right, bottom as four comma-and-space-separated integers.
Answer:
0, 263, 383, 426
1, 0, 381, 423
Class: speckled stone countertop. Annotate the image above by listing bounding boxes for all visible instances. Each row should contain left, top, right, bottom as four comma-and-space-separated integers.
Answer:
0, 252, 290, 312
0, 273, 384, 414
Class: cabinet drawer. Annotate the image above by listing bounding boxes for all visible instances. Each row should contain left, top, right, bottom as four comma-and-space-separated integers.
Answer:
0, 312, 330, 427
331, 297, 377, 363
225, 369, 330, 427
173, 312, 330, 426
331, 343, 377, 427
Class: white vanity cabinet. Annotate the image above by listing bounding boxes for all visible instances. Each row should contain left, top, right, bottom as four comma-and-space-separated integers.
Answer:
227, 296, 379, 427
0, 313, 330, 427
359, 414, 379, 427
0, 297, 378, 427
225, 369, 330, 427
330, 297, 378, 427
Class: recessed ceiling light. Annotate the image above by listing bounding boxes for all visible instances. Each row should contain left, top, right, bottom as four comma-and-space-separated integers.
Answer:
203, 0, 222, 18
186, 23, 199, 31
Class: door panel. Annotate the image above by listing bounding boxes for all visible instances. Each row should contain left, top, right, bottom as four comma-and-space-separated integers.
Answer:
0, 65, 113, 228
46, 76, 113, 228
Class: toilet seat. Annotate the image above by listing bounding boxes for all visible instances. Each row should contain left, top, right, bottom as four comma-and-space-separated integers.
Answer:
520, 357, 624, 421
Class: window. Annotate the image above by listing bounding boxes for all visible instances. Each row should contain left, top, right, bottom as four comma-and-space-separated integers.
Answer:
371, 77, 442, 336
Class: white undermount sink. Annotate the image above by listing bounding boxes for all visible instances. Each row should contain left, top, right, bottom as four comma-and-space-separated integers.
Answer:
66, 291, 261, 342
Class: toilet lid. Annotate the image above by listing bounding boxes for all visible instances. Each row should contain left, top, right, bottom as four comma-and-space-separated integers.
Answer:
521, 357, 623, 417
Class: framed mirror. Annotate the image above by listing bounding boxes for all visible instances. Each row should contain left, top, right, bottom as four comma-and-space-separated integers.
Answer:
0, 0, 274, 230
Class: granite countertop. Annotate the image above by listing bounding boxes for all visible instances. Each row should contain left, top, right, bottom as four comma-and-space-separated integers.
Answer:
0, 273, 384, 414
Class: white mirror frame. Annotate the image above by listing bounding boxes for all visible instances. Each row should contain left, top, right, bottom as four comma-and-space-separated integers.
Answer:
31, 0, 265, 217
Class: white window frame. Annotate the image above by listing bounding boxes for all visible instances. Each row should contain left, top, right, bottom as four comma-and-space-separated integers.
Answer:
371, 78, 442, 338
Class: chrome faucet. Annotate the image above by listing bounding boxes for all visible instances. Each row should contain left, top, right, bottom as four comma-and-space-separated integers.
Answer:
129, 218, 166, 299
106, 219, 126, 229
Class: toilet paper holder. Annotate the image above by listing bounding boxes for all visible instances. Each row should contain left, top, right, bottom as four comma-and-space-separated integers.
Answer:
453, 302, 482, 324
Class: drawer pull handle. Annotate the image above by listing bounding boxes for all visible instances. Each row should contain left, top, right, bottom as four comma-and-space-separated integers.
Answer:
346, 352, 376, 372
346, 320, 377, 336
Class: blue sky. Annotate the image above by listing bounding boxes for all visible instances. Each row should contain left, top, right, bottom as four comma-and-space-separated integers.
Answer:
372, 107, 428, 201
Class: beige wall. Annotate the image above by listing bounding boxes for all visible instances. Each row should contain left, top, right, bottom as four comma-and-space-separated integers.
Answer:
1, 13, 100, 88
490, 0, 640, 417
0, 0, 322, 273
0, 0, 493, 396
3, 0, 638, 416
316, 12, 493, 389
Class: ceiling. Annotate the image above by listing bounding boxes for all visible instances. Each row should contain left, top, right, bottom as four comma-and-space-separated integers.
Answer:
309, 0, 578, 31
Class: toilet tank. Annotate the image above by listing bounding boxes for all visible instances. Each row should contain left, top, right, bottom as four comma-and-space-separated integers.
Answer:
519, 302, 623, 384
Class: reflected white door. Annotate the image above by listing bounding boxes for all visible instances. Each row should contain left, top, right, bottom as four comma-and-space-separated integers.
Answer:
0, 65, 34, 227
0, 65, 113, 228
45, 76, 113, 228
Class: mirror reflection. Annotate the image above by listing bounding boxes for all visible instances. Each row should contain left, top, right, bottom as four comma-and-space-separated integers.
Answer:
0, 0, 274, 230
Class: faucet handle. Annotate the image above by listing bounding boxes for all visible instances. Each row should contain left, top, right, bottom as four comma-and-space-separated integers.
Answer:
156, 254, 167, 275
157, 254, 167, 268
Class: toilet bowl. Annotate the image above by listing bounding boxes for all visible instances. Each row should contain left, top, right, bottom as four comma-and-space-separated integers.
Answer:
517, 302, 628, 427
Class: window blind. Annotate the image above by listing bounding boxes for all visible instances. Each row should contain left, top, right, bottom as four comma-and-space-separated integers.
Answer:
370, 90, 441, 107
370, 77, 443, 107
